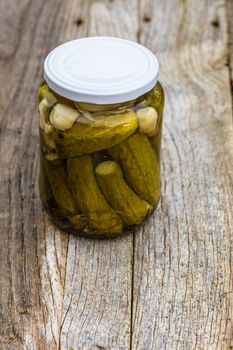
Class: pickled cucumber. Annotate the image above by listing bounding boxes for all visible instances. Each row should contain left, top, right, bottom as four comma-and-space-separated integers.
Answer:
144, 82, 165, 118
150, 115, 163, 167
39, 156, 54, 207
67, 156, 123, 234
108, 133, 160, 205
45, 159, 76, 215
68, 213, 87, 231
53, 110, 138, 159
95, 161, 151, 225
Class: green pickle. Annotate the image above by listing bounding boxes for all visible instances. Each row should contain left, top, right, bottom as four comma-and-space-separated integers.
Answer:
45, 159, 76, 215
53, 110, 138, 159
95, 161, 151, 225
39, 156, 54, 208
67, 156, 123, 235
108, 133, 160, 205
38, 82, 164, 238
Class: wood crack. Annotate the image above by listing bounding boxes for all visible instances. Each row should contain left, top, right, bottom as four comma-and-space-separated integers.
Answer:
130, 232, 136, 350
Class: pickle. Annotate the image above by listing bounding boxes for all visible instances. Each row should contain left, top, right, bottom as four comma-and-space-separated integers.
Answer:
45, 159, 76, 215
95, 161, 151, 225
144, 82, 165, 117
108, 133, 160, 205
67, 156, 123, 234
54, 111, 138, 159
150, 115, 163, 166
68, 214, 87, 231
39, 156, 54, 207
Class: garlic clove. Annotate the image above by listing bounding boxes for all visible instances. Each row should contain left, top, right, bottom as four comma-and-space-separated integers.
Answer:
50, 103, 79, 130
39, 98, 51, 127
136, 107, 158, 137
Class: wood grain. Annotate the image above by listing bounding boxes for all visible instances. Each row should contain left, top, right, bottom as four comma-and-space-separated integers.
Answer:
0, 0, 232, 349
59, 1, 139, 349
227, 0, 233, 88
0, 1, 73, 348
0, 0, 136, 349
132, 0, 233, 349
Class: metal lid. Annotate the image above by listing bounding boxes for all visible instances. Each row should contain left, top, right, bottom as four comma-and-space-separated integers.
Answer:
44, 37, 159, 104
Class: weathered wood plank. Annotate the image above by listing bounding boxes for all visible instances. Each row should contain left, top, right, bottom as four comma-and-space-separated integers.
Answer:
59, 1, 138, 349
227, 0, 233, 89
0, 1, 68, 347
1, 0, 232, 349
132, 0, 233, 349
88, 0, 138, 41
0, 0, 136, 349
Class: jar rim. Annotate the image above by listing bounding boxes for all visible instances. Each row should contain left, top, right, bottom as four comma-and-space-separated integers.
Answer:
44, 37, 159, 104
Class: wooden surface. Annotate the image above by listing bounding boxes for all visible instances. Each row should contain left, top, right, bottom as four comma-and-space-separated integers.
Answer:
0, 0, 232, 349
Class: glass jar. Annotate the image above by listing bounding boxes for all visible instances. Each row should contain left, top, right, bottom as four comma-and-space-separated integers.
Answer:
38, 37, 165, 238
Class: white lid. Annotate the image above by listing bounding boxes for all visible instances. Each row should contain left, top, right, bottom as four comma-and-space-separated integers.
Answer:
44, 37, 159, 104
